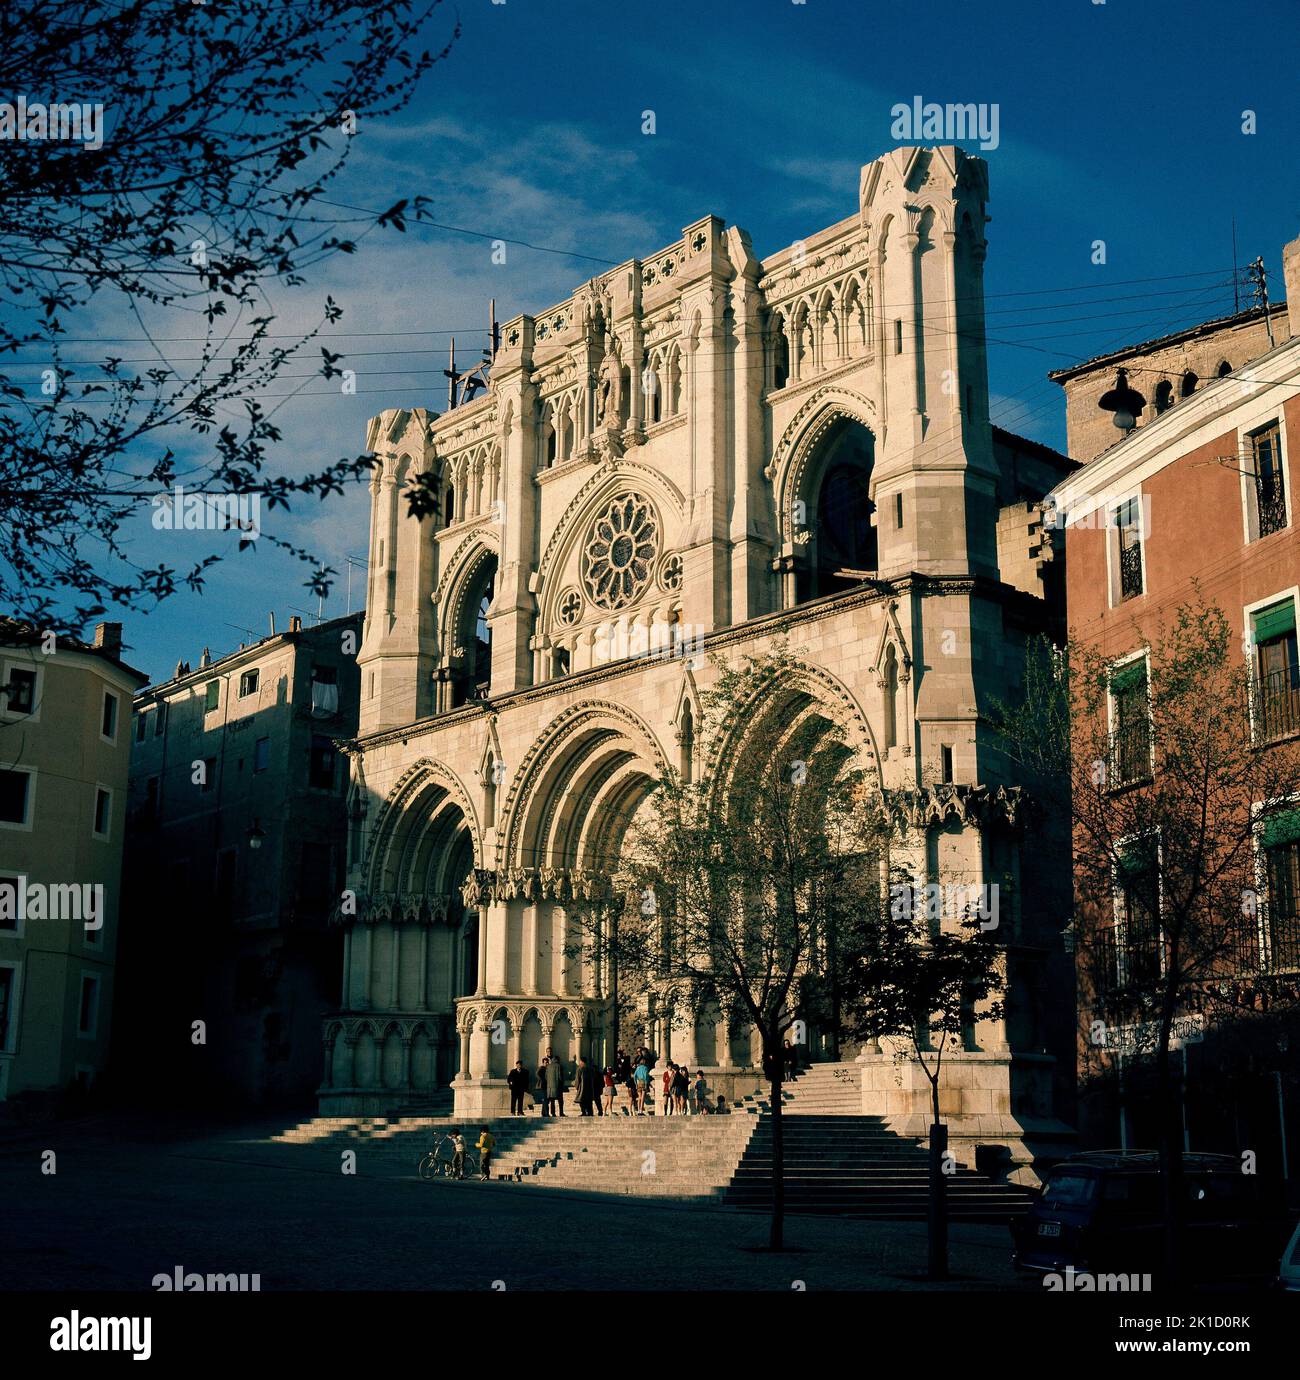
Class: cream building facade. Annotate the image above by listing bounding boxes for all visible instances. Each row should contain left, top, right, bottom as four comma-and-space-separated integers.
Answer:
0, 621, 146, 1104
324, 146, 1077, 1164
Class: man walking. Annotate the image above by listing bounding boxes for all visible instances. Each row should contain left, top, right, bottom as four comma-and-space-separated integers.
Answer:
507, 1059, 530, 1116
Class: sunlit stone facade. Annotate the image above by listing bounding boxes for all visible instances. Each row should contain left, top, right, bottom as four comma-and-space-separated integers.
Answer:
321, 145, 1077, 1168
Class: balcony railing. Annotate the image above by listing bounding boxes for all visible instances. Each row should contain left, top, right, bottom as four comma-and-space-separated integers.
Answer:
1257, 476, 1288, 539
1267, 904, 1300, 971
1118, 539, 1144, 600
1112, 720, 1151, 786
1255, 666, 1300, 742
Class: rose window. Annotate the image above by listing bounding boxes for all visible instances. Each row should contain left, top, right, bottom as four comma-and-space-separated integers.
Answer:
582, 494, 659, 609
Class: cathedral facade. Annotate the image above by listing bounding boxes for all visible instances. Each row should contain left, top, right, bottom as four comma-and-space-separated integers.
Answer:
322, 145, 1077, 1166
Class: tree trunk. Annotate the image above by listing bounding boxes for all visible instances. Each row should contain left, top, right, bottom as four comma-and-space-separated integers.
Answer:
928, 1076, 948, 1280
768, 1034, 785, 1250
1156, 1037, 1184, 1288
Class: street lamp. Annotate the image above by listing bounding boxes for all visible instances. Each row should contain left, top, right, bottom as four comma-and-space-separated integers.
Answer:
1099, 368, 1146, 432
247, 819, 266, 851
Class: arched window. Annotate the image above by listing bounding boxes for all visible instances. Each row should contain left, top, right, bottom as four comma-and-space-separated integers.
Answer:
544, 415, 558, 467
1153, 380, 1173, 415
883, 645, 898, 750
679, 699, 694, 783
484, 754, 497, 827
560, 406, 574, 462
667, 348, 682, 415
1181, 370, 1198, 398
1217, 359, 1233, 378
794, 417, 877, 605
450, 558, 497, 707
772, 322, 790, 389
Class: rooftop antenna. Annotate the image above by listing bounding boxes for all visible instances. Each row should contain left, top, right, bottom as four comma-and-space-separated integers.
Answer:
345, 554, 368, 615
1247, 257, 1275, 348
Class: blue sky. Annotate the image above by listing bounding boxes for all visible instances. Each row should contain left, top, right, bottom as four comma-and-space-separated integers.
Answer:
59, 0, 1300, 682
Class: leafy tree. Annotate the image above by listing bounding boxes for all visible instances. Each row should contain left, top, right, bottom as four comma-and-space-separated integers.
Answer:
838, 879, 1005, 1280
0, 0, 457, 632
992, 597, 1300, 1283
596, 645, 889, 1250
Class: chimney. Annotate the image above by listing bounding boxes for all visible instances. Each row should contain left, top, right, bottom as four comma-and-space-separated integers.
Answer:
1284, 230, 1300, 341
93, 621, 122, 656
199, 647, 211, 668
289, 615, 302, 633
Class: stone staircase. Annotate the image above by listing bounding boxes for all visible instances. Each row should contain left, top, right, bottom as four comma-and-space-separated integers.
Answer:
264, 1062, 1031, 1220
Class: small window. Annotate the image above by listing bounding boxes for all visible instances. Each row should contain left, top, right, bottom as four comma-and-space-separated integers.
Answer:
201, 757, 217, 792
1180, 370, 1198, 398
309, 734, 335, 790
553, 647, 571, 677
1251, 599, 1299, 741
0, 966, 14, 1049
1115, 852, 1162, 987
93, 788, 111, 838
1217, 359, 1233, 378
78, 974, 100, 1036
1114, 497, 1144, 603
238, 669, 259, 698
940, 745, 954, 784
135, 711, 148, 742
205, 680, 220, 712
1259, 810, 1300, 971
1110, 658, 1151, 787
101, 691, 118, 740
155, 702, 167, 737
5, 668, 36, 715
0, 768, 32, 826
894, 493, 904, 530
1248, 421, 1287, 540
1153, 380, 1173, 415
253, 737, 270, 773
0, 875, 18, 932
894, 319, 903, 355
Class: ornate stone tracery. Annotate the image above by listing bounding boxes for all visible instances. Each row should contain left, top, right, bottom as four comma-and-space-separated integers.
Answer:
581, 492, 659, 610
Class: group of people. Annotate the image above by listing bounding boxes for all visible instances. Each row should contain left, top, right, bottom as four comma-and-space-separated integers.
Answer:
503, 1046, 730, 1118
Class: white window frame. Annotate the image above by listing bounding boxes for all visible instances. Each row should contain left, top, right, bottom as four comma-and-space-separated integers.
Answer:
1110, 829, 1165, 987
1238, 413, 1292, 545
92, 784, 113, 841
1105, 490, 1148, 609
1251, 792, 1300, 973
238, 668, 260, 699
1244, 586, 1300, 744
99, 688, 120, 745
77, 971, 100, 1038
0, 656, 42, 724
1106, 647, 1153, 787
0, 871, 27, 940
0, 958, 23, 1057
0, 764, 36, 832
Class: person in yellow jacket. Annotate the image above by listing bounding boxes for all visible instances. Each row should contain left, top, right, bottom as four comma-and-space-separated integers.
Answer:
476, 1126, 495, 1181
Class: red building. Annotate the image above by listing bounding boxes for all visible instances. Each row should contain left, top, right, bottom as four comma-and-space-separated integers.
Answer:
1049, 233, 1300, 1166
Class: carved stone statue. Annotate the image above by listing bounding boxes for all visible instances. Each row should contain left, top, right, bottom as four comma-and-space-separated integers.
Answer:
597, 333, 622, 426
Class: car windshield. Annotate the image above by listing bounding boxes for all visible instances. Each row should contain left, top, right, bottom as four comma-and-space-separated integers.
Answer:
1040, 1172, 1098, 1209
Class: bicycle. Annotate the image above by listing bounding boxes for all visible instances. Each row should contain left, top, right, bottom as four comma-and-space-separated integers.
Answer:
417, 1134, 479, 1181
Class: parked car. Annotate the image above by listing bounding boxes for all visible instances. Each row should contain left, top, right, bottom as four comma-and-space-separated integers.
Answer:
1012, 1151, 1285, 1284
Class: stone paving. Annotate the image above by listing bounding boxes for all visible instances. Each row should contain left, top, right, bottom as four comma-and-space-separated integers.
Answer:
1, 1114, 1033, 1291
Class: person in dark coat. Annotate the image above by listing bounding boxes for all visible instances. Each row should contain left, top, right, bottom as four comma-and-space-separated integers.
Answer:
537, 1056, 552, 1116
574, 1055, 597, 1116
543, 1049, 565, 1117
507, 1060, 530, 1116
